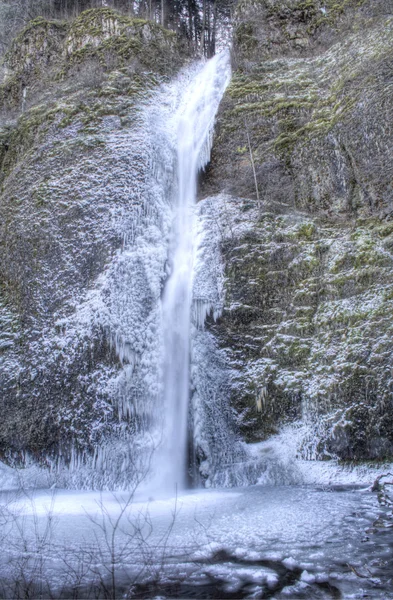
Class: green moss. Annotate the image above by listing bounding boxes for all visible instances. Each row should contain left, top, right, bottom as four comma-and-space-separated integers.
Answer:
274, 97, 356, 157
67, 8, 177, 50
226, 53, 360, 164
376, 222, 393, 238
383, 288, 393, 301
329, 228, 389, 273
295, 222, 316, 240
0, 73, 22, 108
236, 145, 248, 155
62, 9, 182, 76
236, 0, 366, 41
5, 17, 67, 71
283, 338, 312, 363
307, 0, 362, 31
14, 16, 66, 37
0, 110, 50, 180
1, 6, 184, 111
1, 98, 94, 178
298, 0, 317, 9
69, 8, 147, 33
7, 16, 67, 54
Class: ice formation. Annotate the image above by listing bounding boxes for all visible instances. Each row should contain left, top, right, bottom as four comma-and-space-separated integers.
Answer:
1, 49, 392, 493
34, 51, 234, 490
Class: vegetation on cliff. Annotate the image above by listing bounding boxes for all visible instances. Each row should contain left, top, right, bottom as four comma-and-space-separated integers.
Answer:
0, 0, 233, 62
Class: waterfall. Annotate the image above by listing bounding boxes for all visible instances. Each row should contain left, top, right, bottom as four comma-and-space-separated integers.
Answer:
156, 50, 231, 492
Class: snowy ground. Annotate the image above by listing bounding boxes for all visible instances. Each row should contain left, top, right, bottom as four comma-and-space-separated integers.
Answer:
0, 483, 392, 598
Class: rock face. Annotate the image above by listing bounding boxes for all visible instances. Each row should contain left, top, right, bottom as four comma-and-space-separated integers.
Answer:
0, 8, 188, 481
202, 0, 393, 462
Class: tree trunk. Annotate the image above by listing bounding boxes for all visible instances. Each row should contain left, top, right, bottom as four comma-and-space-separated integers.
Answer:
211, 0, 217, 57
201, 0, 206, 55
188, 0, 193, 44
207, 1, 211, 57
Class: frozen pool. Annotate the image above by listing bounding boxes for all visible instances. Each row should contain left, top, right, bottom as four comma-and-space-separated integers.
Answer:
0, 484, 392, 598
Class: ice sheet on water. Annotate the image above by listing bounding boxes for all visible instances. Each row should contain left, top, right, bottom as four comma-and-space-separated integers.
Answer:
0, 485, 391, 598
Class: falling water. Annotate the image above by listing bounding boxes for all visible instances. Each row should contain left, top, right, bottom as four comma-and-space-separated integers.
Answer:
157, 50, 231, 492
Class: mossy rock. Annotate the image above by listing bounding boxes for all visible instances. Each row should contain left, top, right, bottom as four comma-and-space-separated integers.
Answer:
5, 17, 68, 75
0, 8, 188, 111
206, 194, 393, 457
64, 8, 185, 75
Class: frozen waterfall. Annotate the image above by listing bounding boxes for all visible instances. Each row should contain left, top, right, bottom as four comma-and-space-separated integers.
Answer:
33, 51, 233, 492
157, 51, 231, 492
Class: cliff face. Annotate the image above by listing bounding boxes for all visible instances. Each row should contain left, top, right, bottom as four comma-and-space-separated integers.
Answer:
0, 9, 188, 477
203, 0, 393, 461
1, 0, 393, 486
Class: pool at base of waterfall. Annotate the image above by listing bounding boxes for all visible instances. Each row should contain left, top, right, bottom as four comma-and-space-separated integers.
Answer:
0, 485, 392, 599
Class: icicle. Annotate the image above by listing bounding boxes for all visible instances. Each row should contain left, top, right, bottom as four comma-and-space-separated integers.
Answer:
191, 298, 222, 330
256, 387, 268, 413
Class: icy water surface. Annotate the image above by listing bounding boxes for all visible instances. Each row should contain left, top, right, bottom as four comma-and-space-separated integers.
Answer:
0, 485, 392, 598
